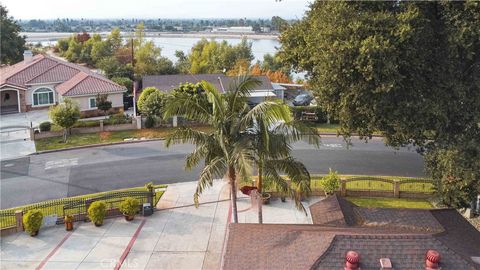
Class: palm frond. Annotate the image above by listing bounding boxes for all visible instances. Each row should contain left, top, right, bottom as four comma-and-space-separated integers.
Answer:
164, 127, 212, 147
193, 157, 227, 206
162, 94, 212, 123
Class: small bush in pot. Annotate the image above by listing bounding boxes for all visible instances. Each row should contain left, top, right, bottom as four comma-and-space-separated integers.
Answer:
320, 169, 340, 196
120, 197, 140, 221
39, 121, 51, 132
88, 201, 107, 226
64, 215, 74, 231
23, 210, 43, 236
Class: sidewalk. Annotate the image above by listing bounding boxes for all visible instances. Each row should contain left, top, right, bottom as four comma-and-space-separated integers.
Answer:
0, 181, 319, 270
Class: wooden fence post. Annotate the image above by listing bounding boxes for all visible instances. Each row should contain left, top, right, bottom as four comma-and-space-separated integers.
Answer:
393, 180, 400, 198
15, 210, 23, 232
340, 179, 347, 197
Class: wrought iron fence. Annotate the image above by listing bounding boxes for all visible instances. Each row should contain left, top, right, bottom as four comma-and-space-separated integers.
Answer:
0, 186, 165, 230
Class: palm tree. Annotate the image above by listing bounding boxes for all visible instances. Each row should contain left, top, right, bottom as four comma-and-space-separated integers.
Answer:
243, 109, 320, 223
162, 75, 290, 223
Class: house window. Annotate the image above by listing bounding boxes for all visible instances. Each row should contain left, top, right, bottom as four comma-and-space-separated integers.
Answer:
89, 97, 97, 109
33, 88, 54, 106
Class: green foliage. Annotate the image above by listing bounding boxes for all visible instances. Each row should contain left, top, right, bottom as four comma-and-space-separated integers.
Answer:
281, 1, 480, 208
96, 94, 112, 115
54, 25, 175, 79
144, 115, 156, 128
111, 77, 133, 93
23, 210, 43, 234
320, 169, 340, 195
87, 201, 107, 225
119, 197, 140, 216
39, 121, 52, 132
187, 38, 253, 74
49, 98, 80, 142
97, 56, 132, 79
137, 87, 160, 114
171, 83, 205, 99
106, 113, 130, 125
142, 91, 166, 117
163, 75, 319, 223
0, 5, 26, 64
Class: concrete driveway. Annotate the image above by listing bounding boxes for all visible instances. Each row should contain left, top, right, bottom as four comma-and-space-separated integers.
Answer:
0, 110, 49, 160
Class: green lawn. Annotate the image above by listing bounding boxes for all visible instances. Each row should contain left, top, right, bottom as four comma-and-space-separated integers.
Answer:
346, 197, 433, 209
35, 126, 213, 151
315, 123, 341, 133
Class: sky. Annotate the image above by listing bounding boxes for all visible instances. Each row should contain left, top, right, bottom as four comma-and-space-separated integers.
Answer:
2, 0, 311, 20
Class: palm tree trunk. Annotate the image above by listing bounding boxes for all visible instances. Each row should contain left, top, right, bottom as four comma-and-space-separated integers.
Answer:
257, 165, 263, 224
228, 166, 239, 223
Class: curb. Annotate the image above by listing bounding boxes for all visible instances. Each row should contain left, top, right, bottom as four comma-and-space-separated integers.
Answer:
31, 138, 166, 155
30, 132, 385, 156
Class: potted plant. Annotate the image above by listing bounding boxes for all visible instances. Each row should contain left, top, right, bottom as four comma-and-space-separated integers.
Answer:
88, 201, 107, 227
64, 215, 74, 231
320, 169, 340, 196
23, 210, 43, 237
261, 192, 271, 205
119, 197, 140, 221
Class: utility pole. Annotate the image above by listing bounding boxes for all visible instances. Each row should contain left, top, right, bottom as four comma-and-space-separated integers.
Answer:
131, 37, 137, 117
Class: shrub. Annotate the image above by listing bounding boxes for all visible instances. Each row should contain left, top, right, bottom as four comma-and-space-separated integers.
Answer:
320, 169, 340, 195
119, 197, 140, 216
145, 115, 156, 128
88, 201, 107, 226
39, 121, 52, 132
106, 113, 129, 125
23, 210, 43, 235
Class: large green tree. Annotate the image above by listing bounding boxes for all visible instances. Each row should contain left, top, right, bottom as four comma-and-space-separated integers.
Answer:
280, 1, 480, 208
1, 5, 26, 64
188, 38, 254, 74
163, 75, 295, 223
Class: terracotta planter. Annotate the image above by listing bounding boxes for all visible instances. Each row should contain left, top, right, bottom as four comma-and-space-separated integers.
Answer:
65, 221, 74, 231
261, 193, 271, 205
124, 214, 135, 221
94, 221, 103, 227
30, 230, 39, 237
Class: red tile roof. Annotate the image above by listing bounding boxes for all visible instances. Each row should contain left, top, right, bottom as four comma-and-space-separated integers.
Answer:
0, 54, 126, 96
222, 195, 480, 270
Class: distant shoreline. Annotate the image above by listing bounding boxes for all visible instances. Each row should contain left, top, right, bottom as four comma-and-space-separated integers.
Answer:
22, 31, 279, 42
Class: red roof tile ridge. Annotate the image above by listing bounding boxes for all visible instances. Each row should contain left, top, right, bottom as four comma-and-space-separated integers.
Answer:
0, 54, 45, 85
25, 62, 61, 84
56, 72, 89, 95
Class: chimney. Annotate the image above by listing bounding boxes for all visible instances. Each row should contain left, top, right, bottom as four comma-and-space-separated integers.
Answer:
345, 251, 360, 270
23, 50, 33, 63
425, 250, 441, 270
380, 258, 393, 269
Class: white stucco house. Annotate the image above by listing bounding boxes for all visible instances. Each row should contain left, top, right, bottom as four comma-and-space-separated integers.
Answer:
0, 51, 126, 116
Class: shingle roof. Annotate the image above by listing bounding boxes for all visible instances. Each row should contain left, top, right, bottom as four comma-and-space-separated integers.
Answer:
315, 234, 475, 270
0, 54, 126, 96
142, 74, 274, 93
223, 195, 480, 270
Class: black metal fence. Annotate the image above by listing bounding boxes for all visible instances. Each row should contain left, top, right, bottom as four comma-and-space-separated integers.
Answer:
0, 186, 165, 230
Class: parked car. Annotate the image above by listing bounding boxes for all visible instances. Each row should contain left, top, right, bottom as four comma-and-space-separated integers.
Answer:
292, 93, 314, 106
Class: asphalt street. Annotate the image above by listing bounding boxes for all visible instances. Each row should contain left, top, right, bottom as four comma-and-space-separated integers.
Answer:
0, 136, 425, 209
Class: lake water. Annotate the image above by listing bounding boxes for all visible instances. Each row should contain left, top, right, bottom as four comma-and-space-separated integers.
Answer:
29, 34, 280, 63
